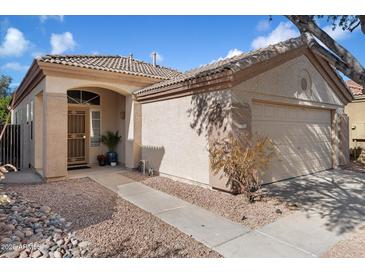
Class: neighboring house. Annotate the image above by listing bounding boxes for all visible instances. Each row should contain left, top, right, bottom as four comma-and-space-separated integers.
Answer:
345, 80, 365, 154
12, 35, 352, 191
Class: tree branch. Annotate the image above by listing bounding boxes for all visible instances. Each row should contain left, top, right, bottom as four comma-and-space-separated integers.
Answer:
287, 15, 365, 87
349, 21, 360, 32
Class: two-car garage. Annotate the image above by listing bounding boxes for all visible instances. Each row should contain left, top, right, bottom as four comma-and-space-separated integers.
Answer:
252, 102, 333, 183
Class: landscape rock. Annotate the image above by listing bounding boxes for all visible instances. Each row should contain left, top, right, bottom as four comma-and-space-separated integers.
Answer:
14, 230, 24, 239
4, 224, 15, 231
1, 237, 12, 244
1, 250, 20, 258
24, 229, 33, 237
39, 206, 51, 214
31, 250, 42, 258
19, 250, 29, 258
53, 250, 62, 258
0, 190, 95, 258
78, 241, 90, 249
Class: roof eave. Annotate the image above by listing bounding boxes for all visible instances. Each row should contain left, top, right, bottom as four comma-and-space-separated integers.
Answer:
303, 35, 354, 103
37, 61, 172, 81
12, 60, 44, 108
309, 50, 354, 104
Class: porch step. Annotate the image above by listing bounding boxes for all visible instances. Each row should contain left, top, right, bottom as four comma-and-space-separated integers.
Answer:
67, 164, 90, 171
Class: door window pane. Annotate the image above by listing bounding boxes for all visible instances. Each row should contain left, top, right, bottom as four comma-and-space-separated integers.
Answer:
30, 101, 34, 121
90, 111, 101, 147
26, 103, 29, 122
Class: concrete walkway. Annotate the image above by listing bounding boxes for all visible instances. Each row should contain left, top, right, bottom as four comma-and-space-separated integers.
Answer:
118, 181, 342, 258
215, 211, 349, 257
2, 168, 43, 184
118, 182, 249, 249
69, 167, 362, 258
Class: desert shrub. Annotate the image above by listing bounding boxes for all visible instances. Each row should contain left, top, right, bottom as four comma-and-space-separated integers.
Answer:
209, 133, 274, 202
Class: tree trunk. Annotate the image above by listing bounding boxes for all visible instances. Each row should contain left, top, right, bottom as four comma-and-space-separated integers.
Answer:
287, 15, 365, 88
359, 15, 365, 34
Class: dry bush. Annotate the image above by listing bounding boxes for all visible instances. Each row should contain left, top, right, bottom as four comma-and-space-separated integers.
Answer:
209, 133, 274, 202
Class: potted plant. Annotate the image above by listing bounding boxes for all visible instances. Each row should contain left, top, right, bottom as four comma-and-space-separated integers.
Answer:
97, 154, 106, 166
101, 130, 122, 166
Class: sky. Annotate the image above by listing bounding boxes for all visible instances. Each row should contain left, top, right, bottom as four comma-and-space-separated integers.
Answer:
0, 15, 364, 89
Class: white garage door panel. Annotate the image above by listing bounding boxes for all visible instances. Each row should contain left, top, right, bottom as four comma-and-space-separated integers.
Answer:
252, 103, 332, 183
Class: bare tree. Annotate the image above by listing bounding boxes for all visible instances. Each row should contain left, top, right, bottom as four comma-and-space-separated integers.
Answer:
286, 15, 365, 87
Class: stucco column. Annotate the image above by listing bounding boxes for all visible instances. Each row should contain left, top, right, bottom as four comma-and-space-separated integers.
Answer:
125, 95, 141, 168
42, 92, 68, 180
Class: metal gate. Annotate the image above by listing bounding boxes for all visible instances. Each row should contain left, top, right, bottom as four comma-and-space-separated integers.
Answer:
68, 110, 87, 165
0, 124, 21, 169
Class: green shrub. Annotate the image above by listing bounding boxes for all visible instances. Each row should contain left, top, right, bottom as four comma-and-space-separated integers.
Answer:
101, 131, 121, 152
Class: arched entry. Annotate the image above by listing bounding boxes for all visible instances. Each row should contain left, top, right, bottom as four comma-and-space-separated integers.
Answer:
65, 86, 138, 169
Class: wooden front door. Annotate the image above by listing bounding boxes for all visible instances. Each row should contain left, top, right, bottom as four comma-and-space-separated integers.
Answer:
68, 109, 88, 165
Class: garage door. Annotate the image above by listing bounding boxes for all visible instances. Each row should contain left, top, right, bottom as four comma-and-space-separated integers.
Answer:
252, 102, 332, 183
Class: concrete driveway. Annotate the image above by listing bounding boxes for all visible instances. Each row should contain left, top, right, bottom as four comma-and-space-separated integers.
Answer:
216, 168, 365, 257
264, 168, 365, 235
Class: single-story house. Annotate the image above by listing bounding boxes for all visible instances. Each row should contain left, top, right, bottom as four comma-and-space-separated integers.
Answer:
345, 80, 365, 158
12, 35, 352, 191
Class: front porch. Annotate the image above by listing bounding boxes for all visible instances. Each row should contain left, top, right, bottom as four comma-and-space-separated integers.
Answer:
68, 164, 135, 192
33, 78, 145, 182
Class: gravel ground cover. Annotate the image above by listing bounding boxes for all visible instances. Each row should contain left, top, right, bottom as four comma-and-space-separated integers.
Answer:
0, 185, 94, 258
4, 178, 220, 258
322, 225, 365, 258
119, 170, 296, 229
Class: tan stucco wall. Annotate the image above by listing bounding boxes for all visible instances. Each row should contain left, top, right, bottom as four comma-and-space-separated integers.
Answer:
13, 79, 45, 171
125, 96, 142, 168
141, 90, 231, 185
43, 91, 68, 180
345, 100, 365, 149
232, 55, 343, 108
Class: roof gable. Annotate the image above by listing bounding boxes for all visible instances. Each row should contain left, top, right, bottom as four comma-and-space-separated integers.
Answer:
134, 35, 352, 104
134, 36, 306, 97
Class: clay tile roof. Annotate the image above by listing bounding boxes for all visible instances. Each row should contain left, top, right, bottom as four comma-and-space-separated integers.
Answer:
134, 36, 306, 96
38, 55, 181, 80
346, 79, 364, 96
